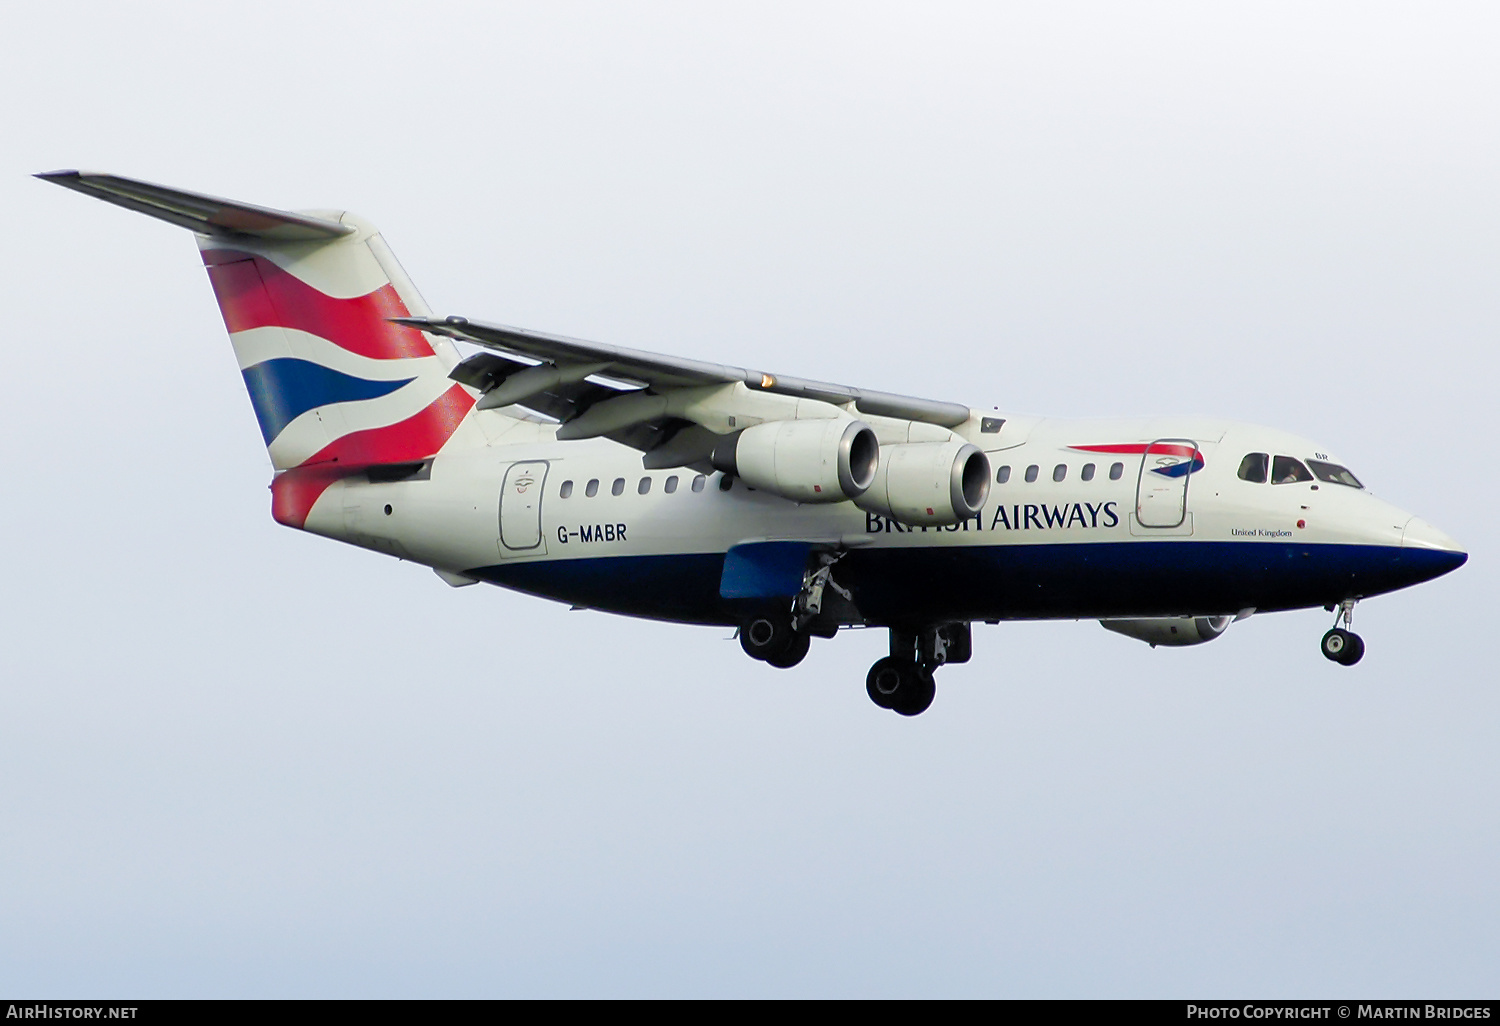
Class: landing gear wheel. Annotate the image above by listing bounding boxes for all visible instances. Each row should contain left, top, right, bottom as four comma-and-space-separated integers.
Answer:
1321, 628, 1365, 666
764, 631, 810, 669
1339, 632, 1364, 666
892, 668, 936, 717
865, 656, 936, 715
866, 657, 904, 709
740, 609, 796, 662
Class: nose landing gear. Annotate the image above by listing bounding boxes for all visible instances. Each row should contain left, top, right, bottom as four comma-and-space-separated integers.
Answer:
1321, 599, 1365, 666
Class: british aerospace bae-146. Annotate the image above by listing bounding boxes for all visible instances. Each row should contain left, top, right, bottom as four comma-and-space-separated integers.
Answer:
40, 171, 1468, 716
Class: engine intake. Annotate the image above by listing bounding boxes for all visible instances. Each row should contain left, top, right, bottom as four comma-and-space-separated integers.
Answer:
712, 418, 879, 503
854, 441, 990, 526
1100, 616, 1231, 647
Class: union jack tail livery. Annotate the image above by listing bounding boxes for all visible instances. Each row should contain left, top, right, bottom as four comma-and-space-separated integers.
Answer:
37, 171, 478, 528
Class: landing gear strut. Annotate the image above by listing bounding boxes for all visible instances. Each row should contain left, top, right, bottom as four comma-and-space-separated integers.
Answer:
865, 623, 970, 716
737, 553, 850, 671
1321, 599, 1365, 666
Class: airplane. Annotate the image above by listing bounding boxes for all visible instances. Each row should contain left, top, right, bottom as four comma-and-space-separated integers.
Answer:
37, 170, 1469, 716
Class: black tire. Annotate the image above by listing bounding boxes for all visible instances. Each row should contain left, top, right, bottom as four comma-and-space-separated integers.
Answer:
1321, 628, 1351, 662
866, 656, 905, 709
893, 667, 936, 717
764, 630, 811, 669
740, 609, 795, 662
865, 656, 935, 715
1338, 632, 1365, 666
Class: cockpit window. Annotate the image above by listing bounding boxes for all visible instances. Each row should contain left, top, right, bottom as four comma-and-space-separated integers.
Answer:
1271, 455, 1313, 485
1237, 453, 1269, 484
1307, 460, 1364, 489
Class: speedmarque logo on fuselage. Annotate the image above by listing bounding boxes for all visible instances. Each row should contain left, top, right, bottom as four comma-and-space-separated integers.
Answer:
1069, 442, 1205, 478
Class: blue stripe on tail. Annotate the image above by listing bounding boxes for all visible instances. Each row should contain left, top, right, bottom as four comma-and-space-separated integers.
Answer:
241, 358, 415, 444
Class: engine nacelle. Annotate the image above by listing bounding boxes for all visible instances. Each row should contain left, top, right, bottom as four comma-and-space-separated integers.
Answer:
712, 418, 879, 503
854, 441, 991, 526
1100, 616, 1232, 647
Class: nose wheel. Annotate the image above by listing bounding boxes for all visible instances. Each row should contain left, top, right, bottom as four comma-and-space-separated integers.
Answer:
1321, 600, 1365, 666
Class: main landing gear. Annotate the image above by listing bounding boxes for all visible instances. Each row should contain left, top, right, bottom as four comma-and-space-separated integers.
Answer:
734, 557, 970, 717
866, 624, 971, 717
739, 607, 811, 668
1321, 599, 1365, 666
737, 553, 850, 670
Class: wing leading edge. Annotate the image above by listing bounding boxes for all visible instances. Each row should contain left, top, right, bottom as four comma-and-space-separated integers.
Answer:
406, 315, 972, 467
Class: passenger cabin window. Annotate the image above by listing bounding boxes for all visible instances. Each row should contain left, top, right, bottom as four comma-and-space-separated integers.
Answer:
1238, 453, 1269, 484
1109, 462, 1124, 481
1272, 456, 1313, 485
1308, 460, 1364, 489
585, 479, 599, 498
665, 475, 679, 494
638, 477, 651, 495
997, 465, 1011, 484
559, 480, 574, 498
1053, 464, 1067, 482
692, 474, 707, 493
719, 475, 734, 492
1025, 465, 1039, 483
1081, 463, 1095, 482
611, 478, 626, 496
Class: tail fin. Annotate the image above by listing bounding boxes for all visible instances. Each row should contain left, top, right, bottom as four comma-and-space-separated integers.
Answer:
39, 171, 477, 528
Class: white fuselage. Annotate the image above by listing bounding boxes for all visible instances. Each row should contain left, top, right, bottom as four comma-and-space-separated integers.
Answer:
304, 410, 1465, 628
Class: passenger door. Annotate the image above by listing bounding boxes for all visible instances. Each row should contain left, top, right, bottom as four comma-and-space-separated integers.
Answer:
499, 460, 549, 556
1135, 439, 1199, 529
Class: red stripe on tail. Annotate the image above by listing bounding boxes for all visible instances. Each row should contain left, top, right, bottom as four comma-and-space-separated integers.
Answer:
269, 384, 476, 529
204, 251, 433, 360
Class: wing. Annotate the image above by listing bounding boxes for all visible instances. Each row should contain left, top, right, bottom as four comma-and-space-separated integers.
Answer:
403, 315, 973, 467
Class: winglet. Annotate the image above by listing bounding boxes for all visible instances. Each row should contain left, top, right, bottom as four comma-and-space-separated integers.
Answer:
35, 170, 354, 241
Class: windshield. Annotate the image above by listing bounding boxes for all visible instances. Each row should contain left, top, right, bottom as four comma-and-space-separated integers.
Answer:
1271, 455, 1313, 485
1307, 459, 1364, 489
1237, 453, 1269, 483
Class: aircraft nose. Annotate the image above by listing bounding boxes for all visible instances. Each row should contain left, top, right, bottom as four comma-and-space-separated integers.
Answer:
1400, 516, 1468, 579
1402, 516, 1464, 553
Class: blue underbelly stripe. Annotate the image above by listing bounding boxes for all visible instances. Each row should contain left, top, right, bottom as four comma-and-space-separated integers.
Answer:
464, 542, 1465, 626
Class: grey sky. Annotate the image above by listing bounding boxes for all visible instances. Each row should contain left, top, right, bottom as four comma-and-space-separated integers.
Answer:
1, 1, 1496, 997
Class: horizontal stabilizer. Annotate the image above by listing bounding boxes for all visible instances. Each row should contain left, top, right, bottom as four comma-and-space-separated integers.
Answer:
36, 170, 353, 241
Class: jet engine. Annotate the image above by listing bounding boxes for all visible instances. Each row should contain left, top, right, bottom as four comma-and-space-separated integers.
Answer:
854, 441, 991, 526
711, 418, 879, 503
1100, 616, 1232, 647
